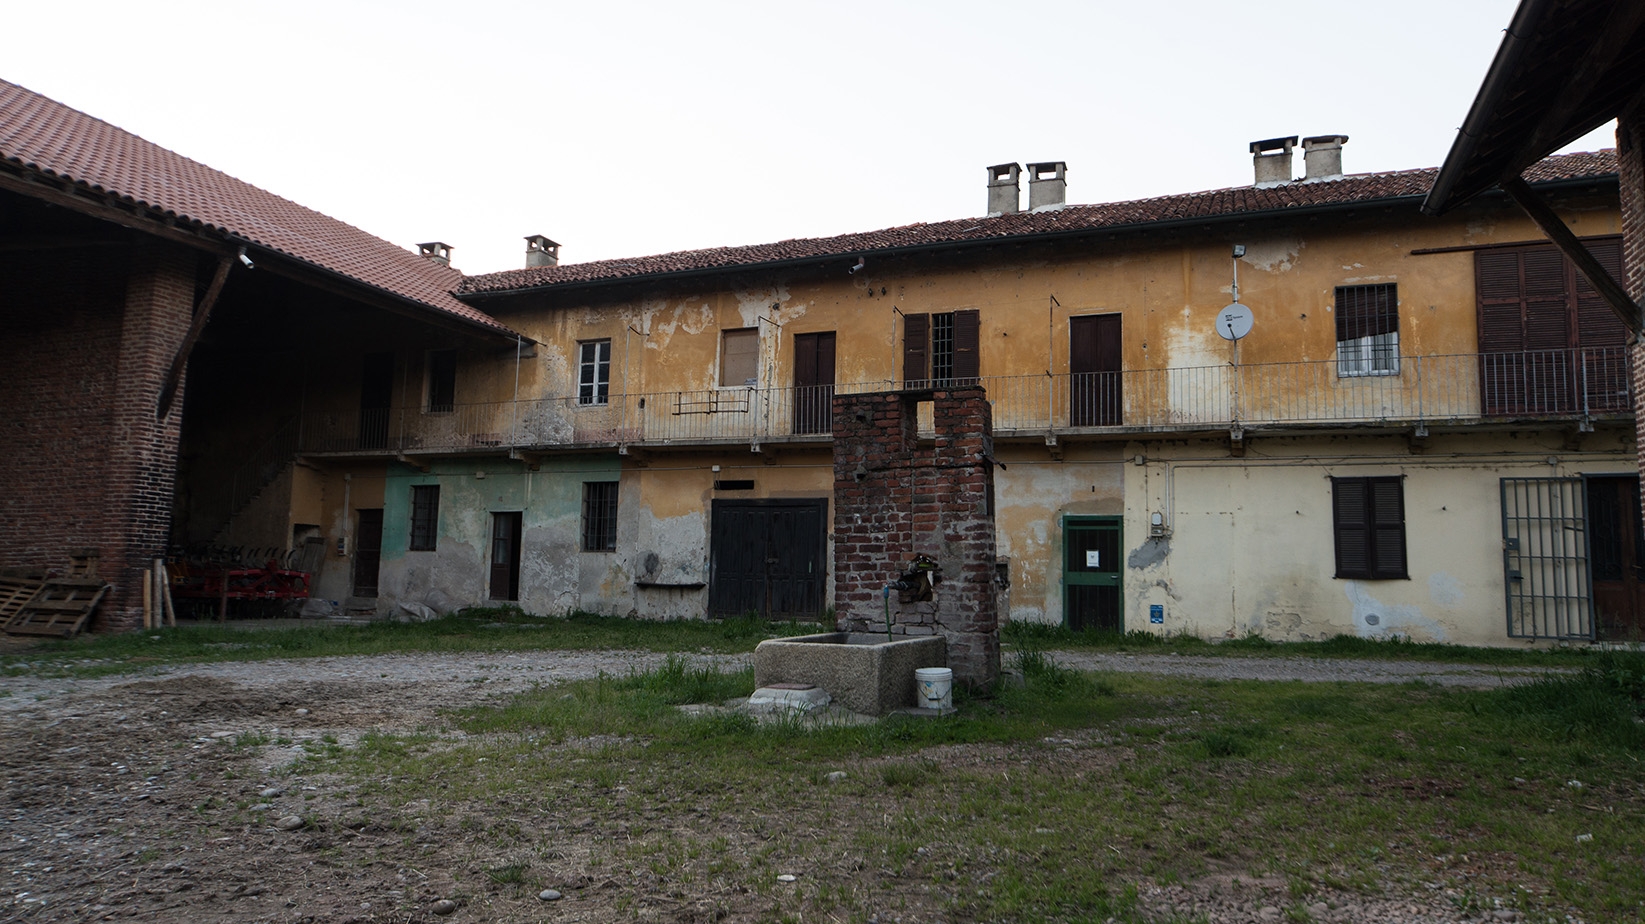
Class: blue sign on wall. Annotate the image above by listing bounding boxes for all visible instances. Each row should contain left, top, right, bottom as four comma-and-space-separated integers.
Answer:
1149, 604, 1164, 625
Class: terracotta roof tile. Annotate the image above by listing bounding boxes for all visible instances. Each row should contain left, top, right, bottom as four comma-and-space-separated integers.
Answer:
0, 79, 513, 336
462, 149, 1618, 296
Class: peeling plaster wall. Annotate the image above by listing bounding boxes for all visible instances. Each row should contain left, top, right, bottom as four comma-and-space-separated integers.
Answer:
1117, 430, 1636, 647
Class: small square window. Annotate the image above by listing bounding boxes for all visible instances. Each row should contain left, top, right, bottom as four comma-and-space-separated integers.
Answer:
720, 328, 758, 387
1335, 284, 1399, 377
409, 485, 440, 552
581, 481, 618, 552
578, 339, 611, 406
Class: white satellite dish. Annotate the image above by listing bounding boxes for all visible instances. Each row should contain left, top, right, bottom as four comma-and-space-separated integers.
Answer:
1215, 302, 1254, 341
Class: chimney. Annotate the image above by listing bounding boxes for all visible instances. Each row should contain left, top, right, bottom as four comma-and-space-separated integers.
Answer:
525, 234, 560, 268
1026, 161, 1067, 211
417, 241, 453, 266
1250, 136, 1298, 186
987, 163, 1021, 216
1301, 135, 1349, 181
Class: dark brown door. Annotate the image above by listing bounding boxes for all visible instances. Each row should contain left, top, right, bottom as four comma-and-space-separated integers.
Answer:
353, 509, 384, 597
793, 332, 836, 435
1587, 476, 1645, 640
489, 512, 522, 601
1070, 314, 1122, 426
359, 353, 394, 450
708, 499, 827, 618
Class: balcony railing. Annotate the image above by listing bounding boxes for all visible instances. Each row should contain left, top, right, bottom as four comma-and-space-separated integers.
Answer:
296, 348, 1632, 455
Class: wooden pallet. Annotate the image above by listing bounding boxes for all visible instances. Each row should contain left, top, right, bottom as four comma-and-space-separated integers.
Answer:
4, 579, 109, 638
0, 574, 46, 625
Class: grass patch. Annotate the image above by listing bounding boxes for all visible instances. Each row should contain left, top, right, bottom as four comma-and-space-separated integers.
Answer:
0, 608, 818, 678
308, 655, 1645, 924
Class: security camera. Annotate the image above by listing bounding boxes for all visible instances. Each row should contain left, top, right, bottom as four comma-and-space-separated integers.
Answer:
1231, 244, 1246, 258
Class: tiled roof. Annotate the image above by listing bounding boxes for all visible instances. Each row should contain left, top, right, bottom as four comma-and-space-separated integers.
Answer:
462, 149, 1618, 296
0, 79, 514, 337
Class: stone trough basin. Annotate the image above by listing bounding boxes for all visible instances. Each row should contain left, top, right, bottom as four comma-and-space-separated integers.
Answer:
753, 632, 947, 716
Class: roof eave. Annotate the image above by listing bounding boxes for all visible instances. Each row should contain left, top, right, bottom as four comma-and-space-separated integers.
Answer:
464, 175, 1615, 302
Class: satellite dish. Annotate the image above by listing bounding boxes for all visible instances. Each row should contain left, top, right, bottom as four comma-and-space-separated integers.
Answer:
1215, 302, 1254, 341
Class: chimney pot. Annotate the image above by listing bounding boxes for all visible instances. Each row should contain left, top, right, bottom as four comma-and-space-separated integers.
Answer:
1301, 134, 1349, 181
1026, 161, 1067, 211
525, 234, 560, 268
986, 162, 1021, 216
417, 241, 453, 266
1249, 136, 1298, 186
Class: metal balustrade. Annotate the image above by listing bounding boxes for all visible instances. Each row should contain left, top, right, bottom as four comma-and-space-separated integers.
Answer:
296, 348, 1633, 455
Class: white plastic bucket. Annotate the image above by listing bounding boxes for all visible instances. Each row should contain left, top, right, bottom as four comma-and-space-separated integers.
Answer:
914, 667, 953, 710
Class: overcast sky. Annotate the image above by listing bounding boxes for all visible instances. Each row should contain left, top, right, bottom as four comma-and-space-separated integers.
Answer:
5, 1, 1615, 275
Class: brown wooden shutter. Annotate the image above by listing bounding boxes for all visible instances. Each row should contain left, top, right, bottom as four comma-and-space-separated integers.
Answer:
1476, 251, 1525, 353
903, 313, 929, 385
953, 309, 980, 380
1368, 477, 1408, 579
1333, 476, 1406, 580
1332, 477, 1370, 578
1576, 239, 1628, 347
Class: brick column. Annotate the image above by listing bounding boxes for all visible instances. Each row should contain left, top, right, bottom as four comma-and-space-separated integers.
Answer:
832, 387, 1000, 688
1622, 109, 1645, 520
98, 242, 195, 630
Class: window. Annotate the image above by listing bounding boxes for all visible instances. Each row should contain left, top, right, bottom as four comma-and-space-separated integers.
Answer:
581, 481, 618, 552
1335, 284, 1398, 377
578, 339, 611, 406
720, 328, 758, 386
409, 485, 440, 551
1332, 476, 1407, 580
427, 349, 457, 412
902, 309, 979, 385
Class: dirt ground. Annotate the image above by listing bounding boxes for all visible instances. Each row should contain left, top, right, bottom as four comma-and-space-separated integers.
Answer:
0, 650, 1560, 924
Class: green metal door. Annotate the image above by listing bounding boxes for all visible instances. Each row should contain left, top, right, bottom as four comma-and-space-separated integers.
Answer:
1063, 516, 1122, 632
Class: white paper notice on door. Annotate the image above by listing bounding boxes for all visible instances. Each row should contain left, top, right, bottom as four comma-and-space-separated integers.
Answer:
1085, 550, 1100, 568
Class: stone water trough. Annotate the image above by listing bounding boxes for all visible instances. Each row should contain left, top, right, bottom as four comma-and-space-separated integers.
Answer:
753, 632, 946, 716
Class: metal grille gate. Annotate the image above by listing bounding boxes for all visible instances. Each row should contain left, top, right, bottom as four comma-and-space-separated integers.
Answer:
1501, 477, 1594, 640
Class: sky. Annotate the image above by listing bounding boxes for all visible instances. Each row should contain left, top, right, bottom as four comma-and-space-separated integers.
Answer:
4, 1, 1618, 276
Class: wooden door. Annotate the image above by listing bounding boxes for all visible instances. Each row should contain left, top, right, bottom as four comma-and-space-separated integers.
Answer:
1070, 314, 1122, 426
1063, 517, 1122, 631
793, 332, 836, 435
352, 509, 383, 597
708, 499, 827, 618
359, 352, 394, 450
1586, 476, 1645, 640
489, 512, 522, 601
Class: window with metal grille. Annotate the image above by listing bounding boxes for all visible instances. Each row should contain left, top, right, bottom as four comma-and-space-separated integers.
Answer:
1335, 284, 1398, 377
902, 309, 979, 386
578, 339, 611, 406
409, 485, 440, 551
720, 328, 758, 387
581, 481, 618, 552
427, 349, 457, 412
1332, 476, 1407, 579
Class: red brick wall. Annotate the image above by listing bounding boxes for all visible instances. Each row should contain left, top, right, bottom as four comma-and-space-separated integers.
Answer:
1622, 110, 1645, 518
0, 242, 194, 631
832, 387, 1000, 688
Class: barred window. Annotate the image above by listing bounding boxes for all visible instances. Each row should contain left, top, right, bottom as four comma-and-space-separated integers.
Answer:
578, 339, 611, 406
1335, 284, 1398, 377
581, 481, 618, 552
409, 485, 440, 552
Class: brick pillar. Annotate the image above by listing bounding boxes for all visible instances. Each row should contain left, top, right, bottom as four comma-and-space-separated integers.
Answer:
1622, 109, 1645, 521
832, 387, 1000, 689
98, 242, 194, 631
